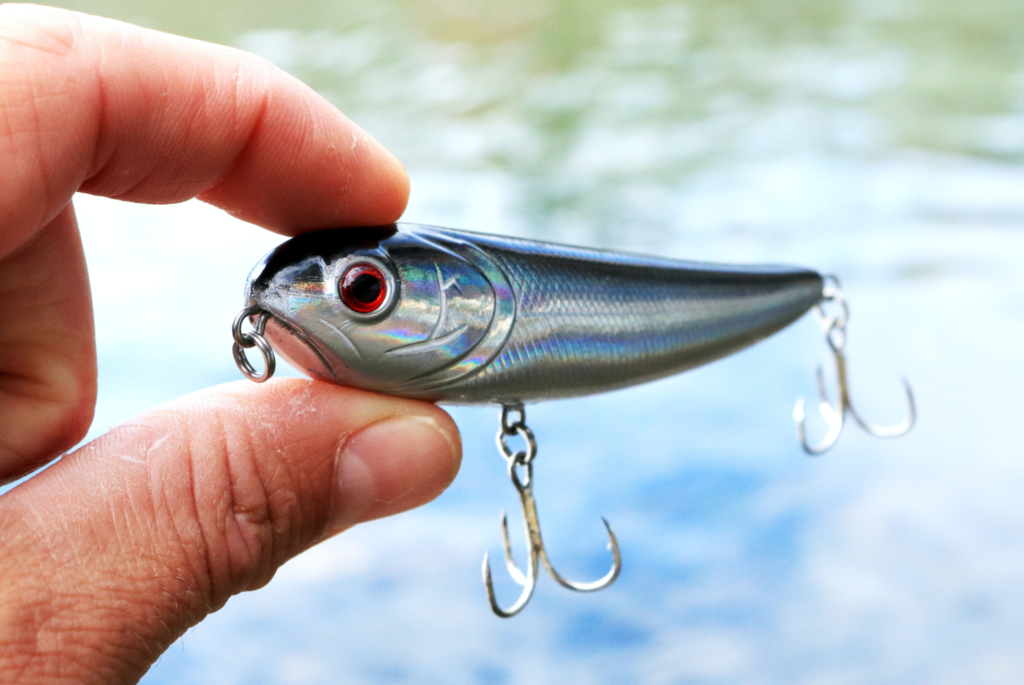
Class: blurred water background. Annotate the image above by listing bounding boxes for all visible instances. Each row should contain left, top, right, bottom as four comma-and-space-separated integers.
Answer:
42, 0, 1024, 682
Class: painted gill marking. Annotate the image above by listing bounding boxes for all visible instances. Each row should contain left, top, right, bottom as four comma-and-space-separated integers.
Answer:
318, 317, 363, 361
386, 325, 469, 356
386, 263, 465, 357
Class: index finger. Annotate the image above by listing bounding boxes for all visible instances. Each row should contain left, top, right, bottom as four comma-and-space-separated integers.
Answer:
0, 3, 409, 260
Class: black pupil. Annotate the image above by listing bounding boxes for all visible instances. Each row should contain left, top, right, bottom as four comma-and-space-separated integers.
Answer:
350, 272, 382, 303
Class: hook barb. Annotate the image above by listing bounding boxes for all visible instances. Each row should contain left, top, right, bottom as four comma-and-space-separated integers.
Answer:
848, 377, 916, 439
483, 507, 622, 617
483, 549, 536, 619
794, 364, 844, 456
795, 353, 916, 456
540, 517, 621, 592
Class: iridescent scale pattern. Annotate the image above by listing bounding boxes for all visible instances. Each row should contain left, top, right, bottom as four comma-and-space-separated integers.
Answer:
411, 228, 823, 403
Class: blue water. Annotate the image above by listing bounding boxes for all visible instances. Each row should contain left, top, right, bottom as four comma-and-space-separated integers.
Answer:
45, 0, 1024, 681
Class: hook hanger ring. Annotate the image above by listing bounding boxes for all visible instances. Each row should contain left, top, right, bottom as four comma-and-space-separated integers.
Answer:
232, 306, 276, 383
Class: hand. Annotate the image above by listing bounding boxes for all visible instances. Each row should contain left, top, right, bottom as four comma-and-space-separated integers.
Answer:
0, 5, 461, 683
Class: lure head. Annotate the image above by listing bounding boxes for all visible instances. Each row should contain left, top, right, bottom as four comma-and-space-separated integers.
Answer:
244, 225, 509, 398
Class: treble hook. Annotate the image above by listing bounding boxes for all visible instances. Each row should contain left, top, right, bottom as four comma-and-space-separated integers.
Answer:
483, 403, 622, 618
794, 277, 916, 456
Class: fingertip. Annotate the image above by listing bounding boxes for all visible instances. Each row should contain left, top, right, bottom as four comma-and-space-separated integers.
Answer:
331, 110, 410, 226
194, 70, 411, 232
369, 142, 411, 225
329, 408, 462, 533
194, 377, 460, 533
0, 4, 410, 239
0, 377, 463, 678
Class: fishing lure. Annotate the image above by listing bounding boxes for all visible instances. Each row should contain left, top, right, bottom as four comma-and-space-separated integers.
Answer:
232, 223, 915, 617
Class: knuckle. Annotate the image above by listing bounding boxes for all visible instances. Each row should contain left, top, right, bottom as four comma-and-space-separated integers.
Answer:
0, 8, 97, 258
170, 400, 317, 607
0, 386, 96, 485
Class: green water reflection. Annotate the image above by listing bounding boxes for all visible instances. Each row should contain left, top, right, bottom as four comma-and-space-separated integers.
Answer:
56, 0, 1024, 245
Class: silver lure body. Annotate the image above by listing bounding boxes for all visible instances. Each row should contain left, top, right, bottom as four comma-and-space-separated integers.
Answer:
244, 223, 824, 403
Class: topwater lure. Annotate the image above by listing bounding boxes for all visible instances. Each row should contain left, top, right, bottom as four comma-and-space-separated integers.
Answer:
232, 223, 915, 617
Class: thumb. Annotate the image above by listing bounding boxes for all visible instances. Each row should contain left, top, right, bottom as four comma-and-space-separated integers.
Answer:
0, 378, 461, 683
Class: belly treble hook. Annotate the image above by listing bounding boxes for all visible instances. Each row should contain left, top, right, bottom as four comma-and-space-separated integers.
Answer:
483, 403, 622, 618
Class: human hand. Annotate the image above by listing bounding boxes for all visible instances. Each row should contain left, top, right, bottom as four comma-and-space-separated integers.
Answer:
0, 5, 461, 682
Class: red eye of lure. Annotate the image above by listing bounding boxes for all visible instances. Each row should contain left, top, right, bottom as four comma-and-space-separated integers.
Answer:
339, 263, 387, 313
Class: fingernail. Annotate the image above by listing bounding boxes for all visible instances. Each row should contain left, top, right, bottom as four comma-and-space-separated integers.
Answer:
330, 415, 459, 532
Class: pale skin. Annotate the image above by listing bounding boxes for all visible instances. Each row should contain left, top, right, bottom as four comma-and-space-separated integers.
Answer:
0, 5, 463, 683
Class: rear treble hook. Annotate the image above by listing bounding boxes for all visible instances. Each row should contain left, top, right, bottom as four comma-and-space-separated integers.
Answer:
483, 403, 621, 618
794, 277, 916, 456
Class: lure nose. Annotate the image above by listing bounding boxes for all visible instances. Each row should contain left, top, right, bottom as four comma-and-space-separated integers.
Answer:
243, 252, 273, 307
238, 248, 339, 382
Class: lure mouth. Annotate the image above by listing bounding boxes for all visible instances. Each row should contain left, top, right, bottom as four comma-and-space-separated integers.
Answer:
265, 315, 337, 381
237, 248, 340, 383
232, 302, 340, 384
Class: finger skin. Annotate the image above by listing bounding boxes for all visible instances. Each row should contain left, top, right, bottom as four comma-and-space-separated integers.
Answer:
0, 379, 462, 684
0, 3, 409, 262
0, 204, 96, 482
0, 4, 410, 477
0, 5, 462, 683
